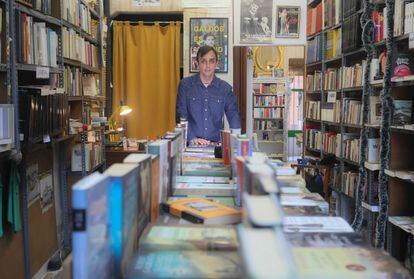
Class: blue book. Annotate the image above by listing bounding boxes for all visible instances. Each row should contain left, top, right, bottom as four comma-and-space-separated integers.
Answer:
104, 163, 140, 278
72, 172, 111, 279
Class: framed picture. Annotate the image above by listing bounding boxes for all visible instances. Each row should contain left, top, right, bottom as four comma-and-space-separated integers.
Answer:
275, 6, 300, 38
237, 0, 273, 43
189, 18, 228, 73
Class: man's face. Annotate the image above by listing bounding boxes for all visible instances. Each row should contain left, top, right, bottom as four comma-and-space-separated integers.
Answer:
198, 50, 217, 80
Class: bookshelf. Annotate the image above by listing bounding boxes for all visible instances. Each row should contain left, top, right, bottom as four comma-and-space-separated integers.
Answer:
252, 77, 289, 160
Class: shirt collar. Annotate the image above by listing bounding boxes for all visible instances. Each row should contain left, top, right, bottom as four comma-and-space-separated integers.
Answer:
194, 74, 219, 88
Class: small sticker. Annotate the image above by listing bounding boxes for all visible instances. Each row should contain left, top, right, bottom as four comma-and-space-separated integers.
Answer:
43, 134, 51, 143
36, 66, 49, 79
409, 33, 414, 49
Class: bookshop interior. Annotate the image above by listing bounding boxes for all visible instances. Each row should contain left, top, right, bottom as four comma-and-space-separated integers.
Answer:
3, 0, 414, 278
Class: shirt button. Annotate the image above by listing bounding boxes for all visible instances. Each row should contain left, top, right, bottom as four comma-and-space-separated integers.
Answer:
205, 99, 207, 102
205, 109, 207, 112
205, 128, 208, 130
205, 118, 207, 121
192, 97, 195, 101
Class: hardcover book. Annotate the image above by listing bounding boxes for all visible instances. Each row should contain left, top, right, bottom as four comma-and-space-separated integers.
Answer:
72, 172, 111, 279
103, 163, 140, 277
173, 182, 236, 197
148, 140, 169, 203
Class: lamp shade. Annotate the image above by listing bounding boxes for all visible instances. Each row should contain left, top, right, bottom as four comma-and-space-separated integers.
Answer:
120, 105, 132, 116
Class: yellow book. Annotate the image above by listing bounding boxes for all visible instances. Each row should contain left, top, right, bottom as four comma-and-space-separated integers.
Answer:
165, 198, 241, 225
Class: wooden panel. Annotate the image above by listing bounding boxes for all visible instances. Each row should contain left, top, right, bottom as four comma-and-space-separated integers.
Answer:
389, 177, 414, 216
0, 225, 25, 279
111, 0, 183, 16
390, 132, 414, 170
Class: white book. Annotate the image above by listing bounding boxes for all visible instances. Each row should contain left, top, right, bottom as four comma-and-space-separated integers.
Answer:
367, 138, 380, 163
284, 216, 354, 233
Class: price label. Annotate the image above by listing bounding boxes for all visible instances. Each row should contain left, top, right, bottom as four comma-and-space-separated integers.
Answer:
409, 33, 414, 49
36, 66, 50, 79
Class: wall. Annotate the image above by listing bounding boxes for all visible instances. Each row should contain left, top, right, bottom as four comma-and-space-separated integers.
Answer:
110, 0, 182, 15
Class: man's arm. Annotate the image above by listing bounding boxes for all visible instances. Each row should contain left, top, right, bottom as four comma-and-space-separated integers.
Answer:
176, 80, 188, 124
224, 87, 241, 130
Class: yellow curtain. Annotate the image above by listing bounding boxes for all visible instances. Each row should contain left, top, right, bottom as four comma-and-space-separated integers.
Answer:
113, 21, 181, 139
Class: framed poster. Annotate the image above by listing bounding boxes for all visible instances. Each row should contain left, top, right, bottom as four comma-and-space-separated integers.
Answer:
189, 18, 229, 73
275, 6, 300, 38
238, 0, 273, 43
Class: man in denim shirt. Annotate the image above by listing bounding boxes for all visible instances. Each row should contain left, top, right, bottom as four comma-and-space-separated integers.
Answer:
176, 46, 241, 146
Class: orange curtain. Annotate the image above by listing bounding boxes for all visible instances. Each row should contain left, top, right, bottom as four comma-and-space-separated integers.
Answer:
112, 21, 181, 139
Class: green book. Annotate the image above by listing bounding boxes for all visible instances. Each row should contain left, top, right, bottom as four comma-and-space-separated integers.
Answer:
139, 225, 238, 252
167, 196, 236, 207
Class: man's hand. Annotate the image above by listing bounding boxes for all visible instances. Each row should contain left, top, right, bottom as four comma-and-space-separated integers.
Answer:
190, 138, 211, 146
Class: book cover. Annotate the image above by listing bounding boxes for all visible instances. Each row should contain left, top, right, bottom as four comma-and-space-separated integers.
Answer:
123, 154, 153, 231
175, 176, 230, 184
221, 129, 231, 166
103, 163, 140, 277
393, 100, 412, 126
281, 193, 329, 214
72, 172, 111, 279
167, 196, 236, 207
284, 216, 354, 233
124, 250, 241, 279
150, 155, 160, 222
283, 205, 326, 216
148, 140, 169, 203
139, 224, 238, 252
165, 197, 241, 225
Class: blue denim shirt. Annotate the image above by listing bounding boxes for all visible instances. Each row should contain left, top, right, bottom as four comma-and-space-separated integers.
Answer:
176, 74, 241, 142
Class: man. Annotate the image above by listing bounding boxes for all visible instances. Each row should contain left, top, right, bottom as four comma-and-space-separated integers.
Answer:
176, 45, 241, 146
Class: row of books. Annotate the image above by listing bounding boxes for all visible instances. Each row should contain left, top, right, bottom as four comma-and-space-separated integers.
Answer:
64, 66, 82, 96
343, 171, 360, 198
253, 83, 284, 95
290, 75, 303, 90
62, 0, 81, 27
80, 3, 93, 36
324, 67, 342, 90
343, 98, 362, 125
342, 13, 362, 53
394, 0, 414, 36
321, 100, 341, 123
18, 88, 67, 141
324, 0, 341, 28
307, 34, 323, 63
71, 142, 104, 172
16, 12, 59, 67
322, 131, 341, 155
305, 128, 321, 150
343, 134, 360, 162
254, 95, 284, 107
62, 27, 99, 67
305, 101, 320, 120
253, 119, 283, 131
325, 28, 342, 60
306, 71, 322, 91
253, 108, 284, 119
307, 1, 323, 36
32, 0, 53, 15
342, 62, 365, 88
372, 9, 387, 43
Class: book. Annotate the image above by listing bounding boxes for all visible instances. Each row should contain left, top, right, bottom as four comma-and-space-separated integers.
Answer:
221, 129, 231, 166
175, 176, 230, 184
167, 196, 236, 207
123, 154, 153, 228
124, 250, 241, 279
148, 140, 169, 203
287, 232, 366, 247
244, 193, 284, 227
138, 224, 238, 252
173, 182, 236, 197
103, 163, 140, 277
284, 216, 354, 233
389, 216, 414, 234
367, 138, 380, 164
393, 100, 412, 126
72, 172, 111, 279
164, 197, 241, 225
281, 193, 329, 214
150, 155, 160, 222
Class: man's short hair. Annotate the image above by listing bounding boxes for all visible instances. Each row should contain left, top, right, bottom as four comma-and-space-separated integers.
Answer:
196, 45, 218, 62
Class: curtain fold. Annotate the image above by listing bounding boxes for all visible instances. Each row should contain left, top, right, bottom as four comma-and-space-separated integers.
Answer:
113, 21, 181, 139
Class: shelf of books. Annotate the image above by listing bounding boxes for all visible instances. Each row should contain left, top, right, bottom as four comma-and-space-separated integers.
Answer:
252, 77, 288, 159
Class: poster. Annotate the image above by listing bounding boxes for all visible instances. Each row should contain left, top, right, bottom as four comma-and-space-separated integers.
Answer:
133, 0, 160, 6
276, 6, 300, 38
239, 0, 273, 43
39, 171, 54, 213
190, 18, 228, 73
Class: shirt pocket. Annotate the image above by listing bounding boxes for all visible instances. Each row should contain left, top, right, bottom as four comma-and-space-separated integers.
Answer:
208, 95, 225, 121
188, 93, 201, 115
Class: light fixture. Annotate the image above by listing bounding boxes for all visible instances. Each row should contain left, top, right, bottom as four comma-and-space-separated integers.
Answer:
119, 101, 132, 116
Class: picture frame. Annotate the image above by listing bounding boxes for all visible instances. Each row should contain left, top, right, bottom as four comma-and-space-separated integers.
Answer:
236, 0, 273, 44
275, 6, 300, 38
189, 18, 229, 73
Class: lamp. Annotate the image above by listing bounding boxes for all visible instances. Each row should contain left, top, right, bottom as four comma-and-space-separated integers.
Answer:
108, 101, 133, 145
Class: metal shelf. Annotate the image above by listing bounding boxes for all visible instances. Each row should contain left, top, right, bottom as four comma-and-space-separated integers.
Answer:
307, 30, 323, 40
15, 2, 61, 26
254, 105, 285, 108
306, 61, 323, 68
342, 123, 363, 129
341, 157, 360, 167
16, 63, 63, 73
322, 120, 340, 126
305, 118, 321, 123
254, 117, 283, 120
82, 30, 99, 45
342, 86, 363, 92
0, 63, 8, 72
62, 19, 82, 34
82, 64, 101, 74
62, 58, 82, 68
